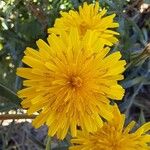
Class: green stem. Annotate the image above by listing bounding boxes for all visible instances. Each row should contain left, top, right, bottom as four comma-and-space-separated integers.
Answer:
46, 136, 51, 150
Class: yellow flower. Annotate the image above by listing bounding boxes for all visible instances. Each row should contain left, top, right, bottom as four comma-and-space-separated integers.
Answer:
17, 28, 126, 139
48, 2, 119, 46
70, 105, 150, 150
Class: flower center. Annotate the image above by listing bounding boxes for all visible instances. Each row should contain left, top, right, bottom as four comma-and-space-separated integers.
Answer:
79, 22, 89, 35
70, 76, 83, 88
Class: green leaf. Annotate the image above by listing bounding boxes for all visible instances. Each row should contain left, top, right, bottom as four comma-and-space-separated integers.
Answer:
0, 102, 18, 112
122, 76, 146, 88
138, 109, 146, 124
0, 83, 20, 112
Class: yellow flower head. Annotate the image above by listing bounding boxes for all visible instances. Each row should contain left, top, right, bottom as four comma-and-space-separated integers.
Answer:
70, 105, 150, 150
48, 2, 119, 46
17, 28, 126, 139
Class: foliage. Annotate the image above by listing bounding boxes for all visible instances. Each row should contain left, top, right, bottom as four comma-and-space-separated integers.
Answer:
0, 0, 149, 149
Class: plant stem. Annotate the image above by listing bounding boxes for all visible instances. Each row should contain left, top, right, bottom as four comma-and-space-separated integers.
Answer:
0, 114, 37, 120
46, 136, 51, 150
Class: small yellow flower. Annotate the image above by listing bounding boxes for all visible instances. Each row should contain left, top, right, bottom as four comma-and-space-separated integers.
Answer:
48, 2, 119, 46
17, 29, 126, 139
70, 105, 150, 150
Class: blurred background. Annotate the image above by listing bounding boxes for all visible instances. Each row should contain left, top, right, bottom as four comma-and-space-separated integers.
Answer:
0, 0, 150, 149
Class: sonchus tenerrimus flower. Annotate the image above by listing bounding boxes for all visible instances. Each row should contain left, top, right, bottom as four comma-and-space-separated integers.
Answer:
17, 28, 126, 139
70, 105, 150, 150
48, 2, 119, 47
